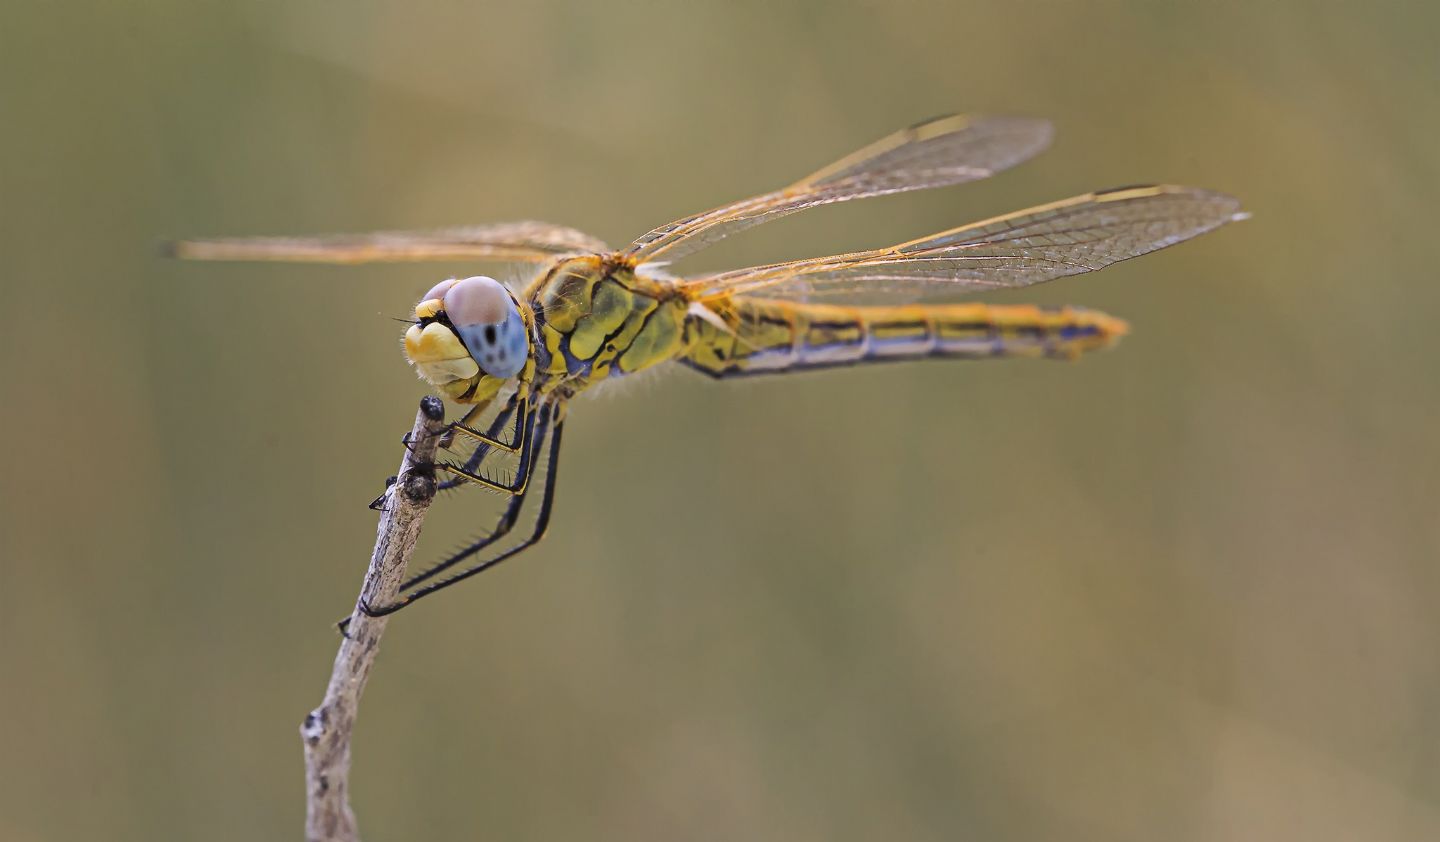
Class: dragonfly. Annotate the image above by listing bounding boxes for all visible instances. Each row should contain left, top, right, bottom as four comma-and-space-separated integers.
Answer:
172, 113, 1245, 617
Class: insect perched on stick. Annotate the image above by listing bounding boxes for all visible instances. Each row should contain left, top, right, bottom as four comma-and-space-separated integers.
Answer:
173, 114, 1245, 617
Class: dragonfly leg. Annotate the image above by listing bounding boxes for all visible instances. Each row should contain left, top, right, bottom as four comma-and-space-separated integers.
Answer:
365, 393, 519, 511
338, 407, 551, 633
448, 392, 529, 454
367, 475, 399, 511
437, 392, 523, 492
357, 408, 565, 618
398, 405, 550, 591
435, 403, 536, 495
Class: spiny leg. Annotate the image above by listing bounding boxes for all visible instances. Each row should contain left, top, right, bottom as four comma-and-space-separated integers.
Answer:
368, 399, 514, 510
438, 391, 524, 492
341, 403, 546, 632
359, 406, 565, 617
436, 397, 536, 496
396, 403, 551, 593
449, 391, 529, 454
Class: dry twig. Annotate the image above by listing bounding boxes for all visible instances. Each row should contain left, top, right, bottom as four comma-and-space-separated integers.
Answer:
300, 396, 448, 842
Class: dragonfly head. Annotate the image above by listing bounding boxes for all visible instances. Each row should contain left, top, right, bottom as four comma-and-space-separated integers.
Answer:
403, 276, 532, 402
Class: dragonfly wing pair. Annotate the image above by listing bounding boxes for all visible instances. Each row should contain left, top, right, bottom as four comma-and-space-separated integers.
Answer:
170, 114, 1242, 313
681, 184, 1245, 304
622, 113, 1054, 266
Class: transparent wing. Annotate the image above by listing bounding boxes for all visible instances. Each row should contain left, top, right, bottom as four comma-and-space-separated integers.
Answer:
622, 113, 1053, 266
167, 221, 608, 264
680, 186, 1246, 303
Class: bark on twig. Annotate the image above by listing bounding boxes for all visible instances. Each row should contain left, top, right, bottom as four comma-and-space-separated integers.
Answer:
301, 396, 448, 842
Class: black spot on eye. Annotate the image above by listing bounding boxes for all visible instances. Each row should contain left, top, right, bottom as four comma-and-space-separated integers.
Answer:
483, 325, 497, 344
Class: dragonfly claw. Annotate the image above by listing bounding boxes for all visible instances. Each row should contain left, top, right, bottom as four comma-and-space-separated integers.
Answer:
357, 597, 401, 618
367, 476, 398, 511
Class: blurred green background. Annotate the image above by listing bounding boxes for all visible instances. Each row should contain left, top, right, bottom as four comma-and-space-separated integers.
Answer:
2, 1, 1437, 840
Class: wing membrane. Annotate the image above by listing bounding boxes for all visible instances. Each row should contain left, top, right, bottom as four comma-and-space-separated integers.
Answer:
681, 185, 1246, 303
168, 221, 608, 264
622, 114, 1053, 265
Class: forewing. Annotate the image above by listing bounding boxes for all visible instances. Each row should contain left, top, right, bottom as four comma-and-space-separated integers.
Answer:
168, 221, 608, 264
681, 186, 1246, 303
622, 114, 1053, 265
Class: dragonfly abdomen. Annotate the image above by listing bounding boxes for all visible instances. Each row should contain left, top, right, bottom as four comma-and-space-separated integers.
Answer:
681, 298, 1129, 378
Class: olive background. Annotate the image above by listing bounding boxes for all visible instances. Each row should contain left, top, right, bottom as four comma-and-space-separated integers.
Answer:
2, 2, 1437, 840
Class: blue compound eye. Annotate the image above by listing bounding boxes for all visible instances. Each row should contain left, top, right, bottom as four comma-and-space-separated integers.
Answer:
443, 276, 529, 378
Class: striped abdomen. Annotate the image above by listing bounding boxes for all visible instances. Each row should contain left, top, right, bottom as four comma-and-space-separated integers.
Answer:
681, 297, 1129, 378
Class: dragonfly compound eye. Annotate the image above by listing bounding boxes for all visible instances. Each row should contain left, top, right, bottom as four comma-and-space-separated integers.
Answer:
444, 276, 529, 379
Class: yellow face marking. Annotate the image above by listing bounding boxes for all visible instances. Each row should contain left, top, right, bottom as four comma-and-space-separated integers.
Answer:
404, 322, 480, 387
404, 322, 469, 365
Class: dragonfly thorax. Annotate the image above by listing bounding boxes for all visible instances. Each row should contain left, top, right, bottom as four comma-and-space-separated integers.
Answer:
525, 255, 691, 391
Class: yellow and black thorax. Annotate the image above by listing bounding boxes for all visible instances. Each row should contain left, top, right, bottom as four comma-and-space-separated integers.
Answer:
525, 255, 692, 394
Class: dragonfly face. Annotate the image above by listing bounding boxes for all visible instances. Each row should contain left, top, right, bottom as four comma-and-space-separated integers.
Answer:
170, 113, 1247, 619
404, 275, 534, 403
